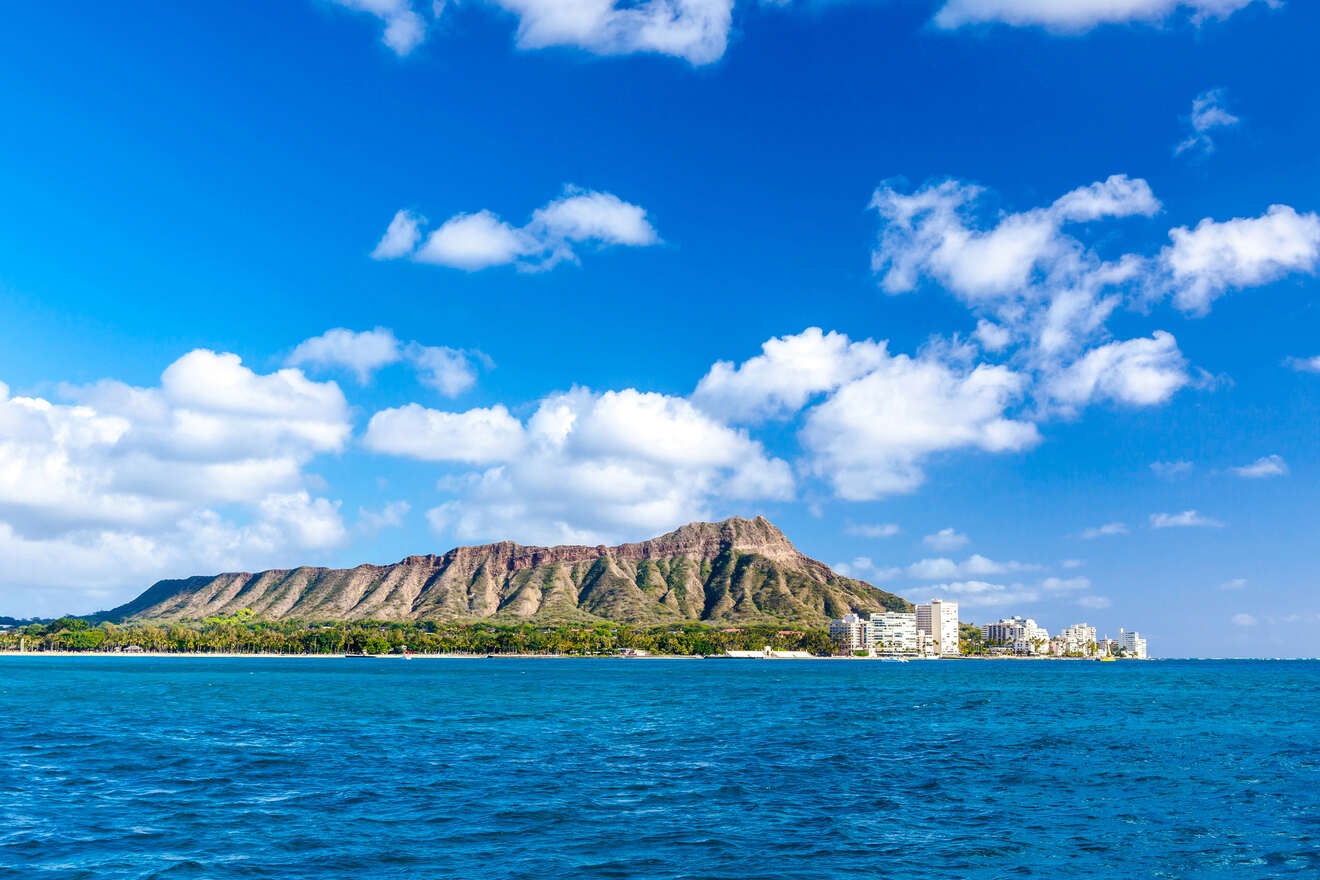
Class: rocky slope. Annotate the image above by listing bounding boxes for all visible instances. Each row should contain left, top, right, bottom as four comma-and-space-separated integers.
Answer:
101, 516, 910, 625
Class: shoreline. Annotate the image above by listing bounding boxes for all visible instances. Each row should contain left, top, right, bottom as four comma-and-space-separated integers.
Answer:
0, 651, 1155, 660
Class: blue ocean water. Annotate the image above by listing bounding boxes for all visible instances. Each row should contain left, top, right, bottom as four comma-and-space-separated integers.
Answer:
0, 658, 1317, 878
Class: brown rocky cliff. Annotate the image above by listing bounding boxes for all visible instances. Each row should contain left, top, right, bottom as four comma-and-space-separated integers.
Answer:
101, 516, 910, 624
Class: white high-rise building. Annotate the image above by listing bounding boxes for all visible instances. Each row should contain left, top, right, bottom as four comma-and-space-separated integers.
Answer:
867, 612, 918, 655
829, 613, 867, 654
1119, 629, 1148, 659
1058, 623, 1097, 656
915, 599, 960, 656
983, 616, 1050, 654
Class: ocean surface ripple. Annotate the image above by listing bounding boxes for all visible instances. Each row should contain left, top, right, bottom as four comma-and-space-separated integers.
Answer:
1, 658, 1317, 878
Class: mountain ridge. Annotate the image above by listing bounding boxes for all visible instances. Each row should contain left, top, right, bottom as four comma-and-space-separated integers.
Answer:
100, 516, 911, 625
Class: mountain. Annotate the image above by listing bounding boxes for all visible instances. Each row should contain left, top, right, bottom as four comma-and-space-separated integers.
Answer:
100, 516, 911, 625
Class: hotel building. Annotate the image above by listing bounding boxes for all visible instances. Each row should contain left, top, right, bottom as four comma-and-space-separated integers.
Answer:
915, 599, 960, 656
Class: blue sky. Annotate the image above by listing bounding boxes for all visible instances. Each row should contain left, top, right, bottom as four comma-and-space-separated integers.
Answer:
1, 0, 1317, 656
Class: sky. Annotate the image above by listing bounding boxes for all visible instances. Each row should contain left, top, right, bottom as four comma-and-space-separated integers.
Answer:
1, 0, 1317, 656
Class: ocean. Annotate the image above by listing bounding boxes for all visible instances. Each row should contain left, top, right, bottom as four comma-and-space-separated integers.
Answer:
1, 657, 1316, 878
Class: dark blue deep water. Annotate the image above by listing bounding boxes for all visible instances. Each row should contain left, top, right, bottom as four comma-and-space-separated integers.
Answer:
1, 658, 1317, 878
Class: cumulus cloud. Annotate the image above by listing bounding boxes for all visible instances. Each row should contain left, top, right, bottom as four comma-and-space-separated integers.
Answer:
1175, 88, 1240, 157
1161, 205, 1320, 315
356, 500, 411, 534
869, 174, 1317, 415
376, 187, 659, 272
1046, 331, 1190, 410
929, 580, 1039, 608
369, 387, 792, 545
1042, 576, 1091, 592
693, 328, 888, 422
800, 350, 1039, 499
405, 343, 487, 397
1081, 522, 1128, 539
490, 0, 732, 64
371, 210, 424, 259
923, 528, 969, 551
846, 522, 901, 538
329, 0, 427, 55
287, 328, 488, 396
1285, 355, 1320, 374
1231, 454, 1288, 478
1231, 612, 1258, 627
932, 0, 1275, 31
1151, 459, 1193, 479
288, 327, 402, 383
1078, 595, 1111, 609
328, 0, 733, 63
833, 557, 903, 582
1150, 509, 1224, 528
691, 328, 1039, 500
364, 404, 527, 464
907, 554, 1040, 580
0, 353, 354, 613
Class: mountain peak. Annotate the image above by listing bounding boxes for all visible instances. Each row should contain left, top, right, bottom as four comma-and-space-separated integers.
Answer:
100, 516, 910, 625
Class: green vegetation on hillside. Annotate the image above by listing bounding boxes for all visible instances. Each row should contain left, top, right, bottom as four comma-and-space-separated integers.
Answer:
1, 615, 835, 656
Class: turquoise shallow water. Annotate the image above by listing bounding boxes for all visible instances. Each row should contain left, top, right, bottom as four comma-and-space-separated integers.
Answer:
1, 658, 1317, 878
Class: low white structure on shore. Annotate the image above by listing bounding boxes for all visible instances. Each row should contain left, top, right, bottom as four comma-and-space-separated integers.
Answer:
725, 647, 814, 659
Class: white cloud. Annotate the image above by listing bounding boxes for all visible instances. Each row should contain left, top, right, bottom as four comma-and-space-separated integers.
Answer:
1051, 174, 1162, 223
416, 210, 533, 270
1081, 522, 1128, 539
907, 554, 1039, 580
287, 328, 487, 396
371, 209, 424, 259
1285, 355, 1320, 374
929, 580, 1040, 608
932, 0, 1274, 31
490, 0, 733, 64
0, 353, 354, 613
833, 557, 903, 581
1042, 576, 1091, 592
330, 0, 427, 55
868, 174, 1195, 415
1061, 558, 1085, 569
1151, 459, 1193, 479
380, 187, 659, 271
405, 343, 486, 397
1231, 612, 1258, 627
923, 528, 969, 551
363, 403, 527, 464
357, 500, 411, 533
1161, 205, 1320, 315
1231, 454, 1288, 479
1078, 595, 1112, 609
869, 175, 1318, 421
371, 387, 792, 545
1046, 331, 1190, 409
693, 327, 888, 422
1150, 509, 1224, 528
1175, 88, 1240, 157
287, 327, 402, 383
1220, 577, 1248, 591
846, 522, 901, 538
801, 350, 1039, 499
974, 319, 1013, 352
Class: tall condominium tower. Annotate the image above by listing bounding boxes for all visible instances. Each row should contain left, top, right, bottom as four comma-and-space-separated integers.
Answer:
915, 599, 960, 656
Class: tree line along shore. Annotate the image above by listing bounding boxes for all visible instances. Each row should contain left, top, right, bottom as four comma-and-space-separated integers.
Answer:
0, 615, 1012, 657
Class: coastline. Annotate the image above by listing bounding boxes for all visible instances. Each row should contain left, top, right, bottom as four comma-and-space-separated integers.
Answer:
0, 651, 1149, 660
